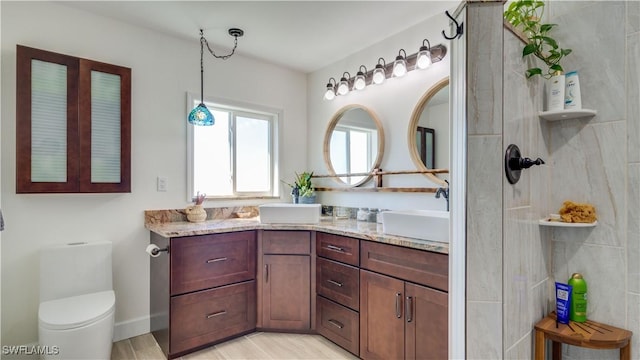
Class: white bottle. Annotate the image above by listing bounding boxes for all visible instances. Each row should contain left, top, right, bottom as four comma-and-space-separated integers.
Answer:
546, 72, 565, 111
564, 71, 582, 109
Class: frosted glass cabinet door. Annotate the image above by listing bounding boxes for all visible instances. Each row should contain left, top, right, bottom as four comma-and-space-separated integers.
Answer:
79, 59, 131, 193
16, 45, 131, 193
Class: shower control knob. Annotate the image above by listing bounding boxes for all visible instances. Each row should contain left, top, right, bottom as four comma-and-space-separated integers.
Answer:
504, 144, 545, 184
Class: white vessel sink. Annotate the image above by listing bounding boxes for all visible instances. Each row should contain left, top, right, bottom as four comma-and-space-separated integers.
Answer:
259, 203, 321, 224
381, 210, 449, 243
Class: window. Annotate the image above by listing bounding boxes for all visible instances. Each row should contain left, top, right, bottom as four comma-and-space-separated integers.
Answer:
16, 45, 131, 193
330, 125, 377, 185
187, 95, 280, 200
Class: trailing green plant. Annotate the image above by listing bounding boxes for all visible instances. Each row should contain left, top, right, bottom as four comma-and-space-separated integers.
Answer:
504, 0, 572, 79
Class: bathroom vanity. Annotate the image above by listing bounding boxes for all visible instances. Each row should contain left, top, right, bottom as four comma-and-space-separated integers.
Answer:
147, 216, 448, 359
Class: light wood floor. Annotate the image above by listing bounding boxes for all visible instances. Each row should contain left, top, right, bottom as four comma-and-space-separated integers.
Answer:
111, 332, 359, 360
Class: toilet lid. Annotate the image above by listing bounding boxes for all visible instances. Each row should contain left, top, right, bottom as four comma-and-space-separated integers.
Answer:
39, 290, 115, 330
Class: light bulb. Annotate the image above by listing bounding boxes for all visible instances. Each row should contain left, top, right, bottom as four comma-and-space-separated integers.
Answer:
416, 49, 432, 69
354, 74, 366, 90
323, 78, 337, 100
372, 66, 385, 85
337, 77, 349, 95
324, 89, 335, 100
393, 49, 407, 78
324, 88, 335, 100
393, 59, 407, 77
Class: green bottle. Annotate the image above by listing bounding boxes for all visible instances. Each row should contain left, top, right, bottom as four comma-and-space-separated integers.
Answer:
568, 273, 587, 322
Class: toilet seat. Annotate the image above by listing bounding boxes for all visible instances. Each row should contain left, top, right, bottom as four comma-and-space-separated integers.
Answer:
39, 290, 115, 330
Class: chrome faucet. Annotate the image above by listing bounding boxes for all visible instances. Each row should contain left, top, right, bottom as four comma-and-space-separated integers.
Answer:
435, 180, 450, 211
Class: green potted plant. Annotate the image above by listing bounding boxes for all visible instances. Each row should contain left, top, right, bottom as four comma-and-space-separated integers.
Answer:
504, 0, 572, 79
283, 171, 315, 204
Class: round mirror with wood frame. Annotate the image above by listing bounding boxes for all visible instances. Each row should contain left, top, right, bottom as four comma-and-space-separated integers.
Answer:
408, 77, 449, 187
323, 105, 385, 187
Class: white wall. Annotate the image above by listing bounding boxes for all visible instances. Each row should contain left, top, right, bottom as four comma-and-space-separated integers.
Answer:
0, 1, 307, 346
306, 8, 455, 211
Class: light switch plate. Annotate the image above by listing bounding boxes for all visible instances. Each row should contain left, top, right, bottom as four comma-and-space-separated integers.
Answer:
157, 176, 168, 192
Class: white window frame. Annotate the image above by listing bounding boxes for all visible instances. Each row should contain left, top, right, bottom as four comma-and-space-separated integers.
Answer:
186, 93, 281, 201
332, 124, 376, 184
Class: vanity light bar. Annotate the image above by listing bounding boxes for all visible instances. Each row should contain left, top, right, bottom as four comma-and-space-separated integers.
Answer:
323, 42, 447, 100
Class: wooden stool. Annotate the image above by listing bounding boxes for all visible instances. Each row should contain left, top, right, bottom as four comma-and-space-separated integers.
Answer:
534, 312, 633, 360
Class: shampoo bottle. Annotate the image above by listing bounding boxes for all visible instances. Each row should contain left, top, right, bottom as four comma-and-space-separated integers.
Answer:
568, 273, 587, 322
564, 71, 582, 109
546, 72, 565, 111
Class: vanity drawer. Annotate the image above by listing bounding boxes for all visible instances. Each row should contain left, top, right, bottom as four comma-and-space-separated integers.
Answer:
171, 231, 256, 295
316, 257, 359, 311
316, 232, 359, 266
262, 230, 310, 255
170, 280, 256, 355
360, 241, 448, 291
316, 296, 359, 356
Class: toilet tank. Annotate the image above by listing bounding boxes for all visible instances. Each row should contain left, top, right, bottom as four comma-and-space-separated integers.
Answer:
40, 241, 113, 302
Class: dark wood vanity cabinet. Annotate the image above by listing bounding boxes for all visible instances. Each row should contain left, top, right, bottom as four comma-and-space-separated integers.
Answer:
360, 241, 448, 360
150, 227, 448, 359
150, 231, 257, 359
258, 230, 313, 331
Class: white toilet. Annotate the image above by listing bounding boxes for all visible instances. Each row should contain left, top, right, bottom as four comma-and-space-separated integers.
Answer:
38, 241, 115, 360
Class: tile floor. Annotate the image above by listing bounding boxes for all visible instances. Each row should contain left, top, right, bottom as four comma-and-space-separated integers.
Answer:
111, 332, 358, 360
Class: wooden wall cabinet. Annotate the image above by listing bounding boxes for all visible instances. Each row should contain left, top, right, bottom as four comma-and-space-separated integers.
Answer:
150, 231, 257, 359
258, 230, 313, 331
16, 45, 131, 193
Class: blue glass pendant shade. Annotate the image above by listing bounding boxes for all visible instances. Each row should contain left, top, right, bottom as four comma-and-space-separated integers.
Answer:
188, 102, 214, 126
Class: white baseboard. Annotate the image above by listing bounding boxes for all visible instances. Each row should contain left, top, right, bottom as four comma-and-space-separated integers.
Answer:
113, 315, 150, 342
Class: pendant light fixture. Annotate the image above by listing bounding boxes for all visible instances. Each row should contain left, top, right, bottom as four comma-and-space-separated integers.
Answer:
392, 49, 408, 77
188, 28, 244, 126
188, 30, 214, 126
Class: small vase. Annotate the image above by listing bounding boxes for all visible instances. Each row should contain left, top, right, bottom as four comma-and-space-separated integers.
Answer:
185, 204, 207, 223
298, 195, 316, 204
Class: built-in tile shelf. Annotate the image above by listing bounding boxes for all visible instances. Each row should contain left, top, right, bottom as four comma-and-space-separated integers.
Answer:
538, 219, 597, 227
538, 109, 597, 121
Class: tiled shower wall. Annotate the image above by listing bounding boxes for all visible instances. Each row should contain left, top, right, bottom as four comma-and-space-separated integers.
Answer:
548, 2, 639, 359
466, 1, 639, 359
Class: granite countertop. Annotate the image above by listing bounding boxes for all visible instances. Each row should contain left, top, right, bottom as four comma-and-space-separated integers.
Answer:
145, 216, 448, 254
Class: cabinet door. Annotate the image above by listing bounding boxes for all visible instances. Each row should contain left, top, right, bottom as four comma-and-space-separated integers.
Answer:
360, 270, 404, 360
405, 283, 448, 360
262, 255, 310, 330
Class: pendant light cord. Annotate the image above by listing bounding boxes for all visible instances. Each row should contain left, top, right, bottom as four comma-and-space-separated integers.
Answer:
199, 31, 205, 104
200, 29, 240, 60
